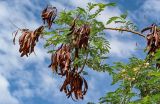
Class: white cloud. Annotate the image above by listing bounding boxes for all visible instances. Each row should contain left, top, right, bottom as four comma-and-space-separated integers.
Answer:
0, 74, 19, 104
109, 37, 136, 58
143, 0, 160, 12
130, 0, 160, 26
142, 0, 160, 20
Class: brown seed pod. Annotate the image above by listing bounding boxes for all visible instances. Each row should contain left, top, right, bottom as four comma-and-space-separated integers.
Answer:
78, 24, 90, 49
60, 71, 88, 100
41, 5, 57, 29
49, 45, 71, 76
13, 26, 44, 57
142, 24, 160, 54
68, 23, 90, 50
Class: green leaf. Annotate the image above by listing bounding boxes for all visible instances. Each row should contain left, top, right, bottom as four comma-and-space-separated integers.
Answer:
149, 72, 160, 77
154, 49, 160, 59
107, 16, 120, 24
87, 2, 116, 12
76, 7, 87, 15
105, 2, 116, 7
97, 3, 108, 8
120, 12, 128, 19
87, 3, 96, 11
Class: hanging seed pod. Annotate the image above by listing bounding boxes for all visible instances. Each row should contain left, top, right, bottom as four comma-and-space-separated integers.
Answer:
67, 16, 78, 36
13, 26, 44, 57
73, 24, 90, 49
141, 24, 160, 54
49, 45, 71, 76
78, 24, 90, 49
41, 5, 57, 29
60, 71, 88, 100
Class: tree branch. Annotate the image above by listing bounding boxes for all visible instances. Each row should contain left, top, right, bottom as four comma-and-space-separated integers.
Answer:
105, 27, 146, 38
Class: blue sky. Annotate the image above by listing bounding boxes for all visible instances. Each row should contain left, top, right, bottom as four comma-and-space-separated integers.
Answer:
0, 0, 160, 104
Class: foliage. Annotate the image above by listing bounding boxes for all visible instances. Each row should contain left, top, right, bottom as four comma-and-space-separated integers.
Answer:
99, 57, 160, 104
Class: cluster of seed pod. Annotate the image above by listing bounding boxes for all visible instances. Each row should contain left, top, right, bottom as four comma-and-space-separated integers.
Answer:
49, 45, 88, 100
141, 24, 160, 54
49, 44, 88, 100
68, 19, 90, 50
49, 44, 71, 76
13, 6, 57, 57
60, 71, 88, 100
41, 5, 57, 29
13, 26, 44, 57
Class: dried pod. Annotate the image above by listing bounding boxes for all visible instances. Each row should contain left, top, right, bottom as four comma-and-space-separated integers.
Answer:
68, 23, 90, 50
141, 27, 152, 33
67, 17, 77, 36
49, 45, 71, 76
41, 5, 57, 29
142, 24, 160, 54
73, 24, 90, 49
60, 72, 88, 100
78, 24, 90, 49
13, 26, 44, 57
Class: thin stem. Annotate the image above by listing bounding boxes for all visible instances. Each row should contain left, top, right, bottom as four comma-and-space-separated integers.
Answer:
78, 52, 89, 74
9, 19, 21, 30
105, 27, 146, 38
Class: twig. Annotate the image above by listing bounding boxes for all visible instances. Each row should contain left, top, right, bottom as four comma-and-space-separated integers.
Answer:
78, 52, 89, 74
9, 19, 21, 30
105, 27, 146, 38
